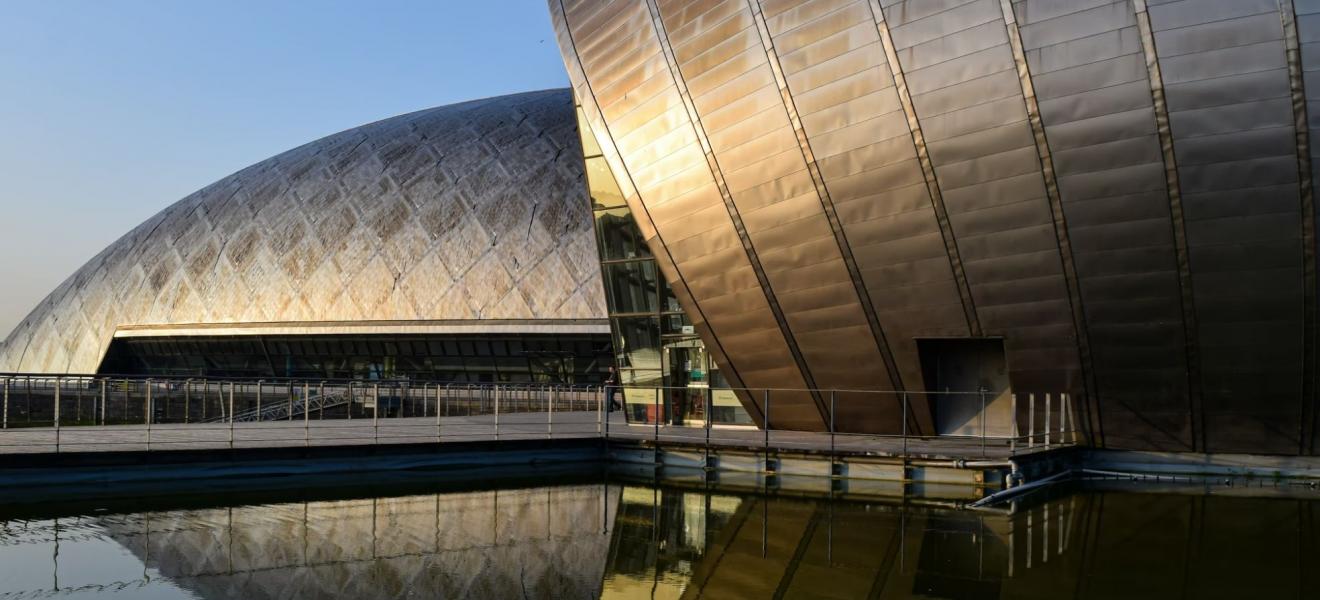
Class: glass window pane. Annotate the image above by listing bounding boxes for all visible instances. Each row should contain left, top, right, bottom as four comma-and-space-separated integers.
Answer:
595, 207, 650, 260
612, 316, 661, 371
585, 157, 625, 209
606, 261, 659, 314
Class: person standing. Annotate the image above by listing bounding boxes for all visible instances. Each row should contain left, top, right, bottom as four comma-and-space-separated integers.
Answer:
605, 366, 621, 412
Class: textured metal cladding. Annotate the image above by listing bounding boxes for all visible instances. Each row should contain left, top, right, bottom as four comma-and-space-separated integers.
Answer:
749, 0, 905, 400
1288, 0, 1320, 453
555, 0, 823, 428
1148, 0, 1305, 454
552, 0, 758, 410
0, 90, 606, 374
1000, 0, 1102, 446
1015, 0, 1194, 450
878, 0, 1084, 393
655, 0, 913, 417
756, 0, 972, 434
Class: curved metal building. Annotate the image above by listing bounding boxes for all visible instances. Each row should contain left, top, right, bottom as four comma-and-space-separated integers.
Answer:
551, 0, 1320, 454
0, 90, 608, 380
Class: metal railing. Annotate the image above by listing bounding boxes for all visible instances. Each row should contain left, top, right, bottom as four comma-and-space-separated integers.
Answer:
0, 373, 1081, 457
604, 385, 1082, 458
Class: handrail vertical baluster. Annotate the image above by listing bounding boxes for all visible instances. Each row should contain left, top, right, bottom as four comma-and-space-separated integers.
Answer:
303, 381, 310, 447
53, 376, 61, 453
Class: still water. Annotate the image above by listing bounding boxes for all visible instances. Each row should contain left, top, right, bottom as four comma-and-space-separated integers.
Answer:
0, 472, 1316, 599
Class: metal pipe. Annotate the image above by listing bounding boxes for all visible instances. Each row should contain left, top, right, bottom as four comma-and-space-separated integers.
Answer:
373, 384, 380, 445
99, 379, 106, 425
185, 379, 191, 424
494, 385, 500, 439
256, 380, 263, 420
547, 385, 554, 439
763, 389, 770, 451
3, 377, 8, 429
830, 390, 836, 455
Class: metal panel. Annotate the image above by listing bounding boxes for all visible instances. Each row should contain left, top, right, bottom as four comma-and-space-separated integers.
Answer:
879, 0, 1084, 396
1290, 0, 1320, 454
0, 91, 606, 376
555, 0, 822, 429
1016, 0, 1193, 451
1149, 0, 1304, 454
756, 0, 974, 434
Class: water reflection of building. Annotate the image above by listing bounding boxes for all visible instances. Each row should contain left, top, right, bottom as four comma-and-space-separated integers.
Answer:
601, 484, 1320, 599
99, 485, 618, 599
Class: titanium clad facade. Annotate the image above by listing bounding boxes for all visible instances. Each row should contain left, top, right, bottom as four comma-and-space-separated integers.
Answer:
0, 90, 608, 376
553, 0, 1320, 454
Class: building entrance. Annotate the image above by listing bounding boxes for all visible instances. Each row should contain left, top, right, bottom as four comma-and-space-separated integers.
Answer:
918, 338, 1014, 437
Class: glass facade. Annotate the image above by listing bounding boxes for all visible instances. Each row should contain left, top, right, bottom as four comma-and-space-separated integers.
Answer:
575, 105, 750, 426
97, 333, 612, 383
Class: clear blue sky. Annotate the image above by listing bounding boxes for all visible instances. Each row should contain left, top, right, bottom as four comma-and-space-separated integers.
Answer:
0, 0, 569, 339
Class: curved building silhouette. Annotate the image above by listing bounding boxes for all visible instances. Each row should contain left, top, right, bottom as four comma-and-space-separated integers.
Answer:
550, 0, 1320, 454
9, 1, 1320, 454
0, 90, 611, 383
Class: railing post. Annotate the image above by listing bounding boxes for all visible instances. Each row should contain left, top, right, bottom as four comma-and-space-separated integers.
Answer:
288, 381, 294, 421
1010, 393, 1018, 453
829, 390, 836, 456
303, 381, 310, 447
763, 390, 770, 451
1028, 393, 1036, 449
1060, 392, 1067, 444
145, 379, 153, 451
99, 378, 107, 426
547, 386, 554, 439
980, 388, 987, 458
597, 383, 603, 435
435, 384, 443, 443
256, 380, 263, 420
706, 388, 712, 449
373, 384, 380, 445
494, 385, 500, 439
228, 382, 235, 449
3, 376, 9, 429
1045, 393, 1052, 448
902, 392, 908, 457
347, 382, 353, 420
53, 377, 61, 453
604, 386, 610, 438
185, 379, 191, 424
655, 387, 661, 443
319, 382, 325, 420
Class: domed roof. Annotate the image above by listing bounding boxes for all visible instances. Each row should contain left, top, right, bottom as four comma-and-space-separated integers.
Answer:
0, 89, 605, 374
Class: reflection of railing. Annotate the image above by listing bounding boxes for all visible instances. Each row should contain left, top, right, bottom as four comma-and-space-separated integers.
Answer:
0, 373, 1081, 458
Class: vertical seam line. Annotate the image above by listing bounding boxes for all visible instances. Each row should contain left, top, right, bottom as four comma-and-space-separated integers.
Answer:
865, 0, 983, 338
1134, 0, 1203, 452
552, 0, 762, 420
1279, 0, 1316, 455
1001, 0, 1102, 448
643, 0, 829, 422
